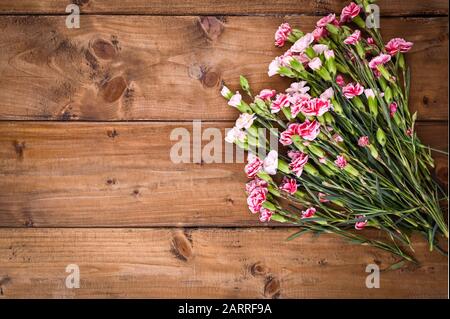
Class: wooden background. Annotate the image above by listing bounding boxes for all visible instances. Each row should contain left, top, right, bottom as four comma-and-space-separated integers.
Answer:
0, 0, 448, 298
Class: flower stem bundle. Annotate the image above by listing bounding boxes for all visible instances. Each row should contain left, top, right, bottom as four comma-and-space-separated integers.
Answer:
221, 1, 448, 262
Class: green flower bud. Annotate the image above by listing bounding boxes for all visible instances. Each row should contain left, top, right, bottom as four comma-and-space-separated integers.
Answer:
332, 99, 343, 115
304, 163, 320, 176
270, 213, 289, 223
277, 159, 291, 174
344, 164, 360, 177
376, 128, 387, 146
368, 144, 379, 158
352, 96, 366, 112
262, 201, 277, 211
257, 171, 272, 182
268, 185, 281, 197
239, 75, 250, 92
308, 144, 326, 158
384, 87, 393, 104
326, 24, 340, 35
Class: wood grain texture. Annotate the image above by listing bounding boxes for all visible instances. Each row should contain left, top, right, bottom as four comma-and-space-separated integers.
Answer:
0, 0, 447, 15
0, 16, 447, 121
0, 228, 447, 298
0, 121, 446, 227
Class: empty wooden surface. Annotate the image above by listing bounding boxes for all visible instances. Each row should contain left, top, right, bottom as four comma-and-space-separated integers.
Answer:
0, 229, 447, 298
0, 0, 448, 299
0, 0, 447, 15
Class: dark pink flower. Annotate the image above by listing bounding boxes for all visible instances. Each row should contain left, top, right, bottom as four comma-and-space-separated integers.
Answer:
334, 155, 348, 169
406, 128, 413, 137
336, 74, 346, 87
390, 102, 398, 117
258, 89, 276, 100
301, 207, 316, 218
280, 177, 298, 194
244, 153, 263, 178
358, 136, 370, 147
318, 192, 330, 203
340, 2, 361, 23
332, 133, 344, 143
342, 83, 364, 99
385, 38, 413, 56
354, 215, 368, 230
367, 37, 375, 45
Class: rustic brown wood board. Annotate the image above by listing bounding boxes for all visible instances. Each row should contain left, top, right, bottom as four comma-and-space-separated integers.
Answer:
0, 0, 448, 298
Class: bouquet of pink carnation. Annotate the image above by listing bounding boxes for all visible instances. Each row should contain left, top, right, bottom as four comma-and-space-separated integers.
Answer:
221, 0, 447, 262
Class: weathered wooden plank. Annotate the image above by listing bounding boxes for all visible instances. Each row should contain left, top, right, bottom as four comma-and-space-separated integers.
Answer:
0, 16, 447, 121
0, 0, 447, 16
0, 122, 446, 227
0, 228, 447, 298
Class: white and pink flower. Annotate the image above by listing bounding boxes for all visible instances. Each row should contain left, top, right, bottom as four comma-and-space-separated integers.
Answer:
342, 82, 364, 99
245, 177, 268, 195
308, 57, 323, 70
313, 44, 329, 55
334, 155, 348, 169
247, 187, 267, 214
288, 151, 309, 177
245, 153, 263, 178
297, 119, 321, 141
259, 207, 274, 222
235, 113, 256, 130
286, 81, 310, 95
385, 38, 413, 56
312, 26, 327, 41
320, 87, 334, 100
291, 33, 314, 53
270, 93, 291, 113
228, 92, 242, 107
299, 98, 331, 117
324, 49, 335, 60
263, 150, 278, 175
333, 133, 344, 143
225, 126, 247, 143
344, 29, 361, 45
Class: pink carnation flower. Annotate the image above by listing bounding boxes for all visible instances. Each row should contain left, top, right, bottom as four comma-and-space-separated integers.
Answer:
245, 177, 268, 195
368, 53, 391, 69
288, 151, 309, 177
259, 207, 274, 222
334, 155, 348, 169
299, 98, 331, 117
336, 74, 346, 87
274, 23, 292, 47
301, 207, 316, 218
244, 153, 263, 178
355, 215, 368, 230
279, 123, 299, 146
270, 93, 291, 113
280, 177, 298, 195
312, 26, 327, 41
316, 13, 337, 27
344, 29, 361, 45
297, 119, 321, 141
342, 83, 364, 99
258, 89, 276, 100
247, 187, 267, 214
358, 136, 370, 147
340, 2, 361, 23
390, 102, 398, 117
385, 38, 413, 56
